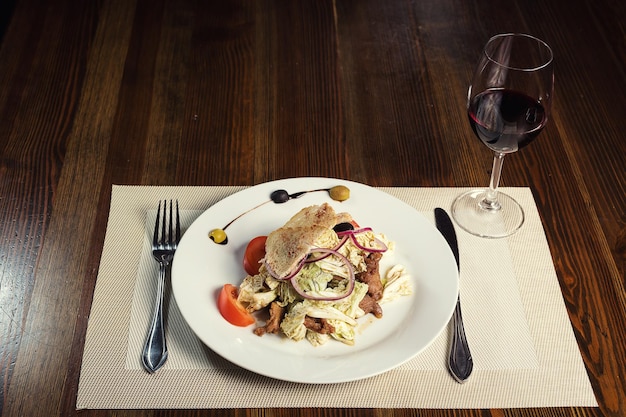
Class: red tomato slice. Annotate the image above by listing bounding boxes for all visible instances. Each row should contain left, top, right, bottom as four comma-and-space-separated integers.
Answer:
217, 284, 255, 327
243, 236, 267, 276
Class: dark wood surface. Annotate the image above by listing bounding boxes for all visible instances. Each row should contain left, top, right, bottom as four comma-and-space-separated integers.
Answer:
1, 0, 624, 416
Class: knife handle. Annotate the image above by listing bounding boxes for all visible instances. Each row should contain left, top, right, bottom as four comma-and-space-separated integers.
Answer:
448, 297, 473, 383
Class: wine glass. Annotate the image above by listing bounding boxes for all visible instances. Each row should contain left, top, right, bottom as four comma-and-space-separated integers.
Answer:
452, 33, 554, 238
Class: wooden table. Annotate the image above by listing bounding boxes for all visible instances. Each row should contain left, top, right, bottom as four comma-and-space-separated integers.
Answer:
1, 0, 624, 416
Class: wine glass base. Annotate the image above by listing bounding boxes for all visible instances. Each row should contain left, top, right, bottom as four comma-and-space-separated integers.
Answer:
451, 189, 524, 238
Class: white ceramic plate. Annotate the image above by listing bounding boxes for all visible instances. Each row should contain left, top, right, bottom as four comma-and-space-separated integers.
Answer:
171, 178, 458, 383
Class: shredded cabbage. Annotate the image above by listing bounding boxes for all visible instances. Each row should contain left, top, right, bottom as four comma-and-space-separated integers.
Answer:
313, 228, 340, 250
328, 319, 356, 345
280, 300, 358, 342
238, 274, 278, 311
381, 264, 413, 304
306, 331, 330, 346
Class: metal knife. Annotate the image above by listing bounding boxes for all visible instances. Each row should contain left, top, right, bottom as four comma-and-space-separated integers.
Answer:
435, 208, 473, 383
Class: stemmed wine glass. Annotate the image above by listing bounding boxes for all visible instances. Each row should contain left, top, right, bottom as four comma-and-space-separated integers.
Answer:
452, 33, 554, 238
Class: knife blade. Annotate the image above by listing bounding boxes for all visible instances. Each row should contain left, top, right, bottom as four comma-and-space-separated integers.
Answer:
435, 207, 473, 383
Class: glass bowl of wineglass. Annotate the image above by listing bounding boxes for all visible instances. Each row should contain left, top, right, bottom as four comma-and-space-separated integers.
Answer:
452, 33, 554, 238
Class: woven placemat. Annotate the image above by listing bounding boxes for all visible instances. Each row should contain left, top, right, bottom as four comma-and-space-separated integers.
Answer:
77, 185, 596, 409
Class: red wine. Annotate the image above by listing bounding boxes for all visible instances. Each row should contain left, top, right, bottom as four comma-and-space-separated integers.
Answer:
468, 88, 546, 153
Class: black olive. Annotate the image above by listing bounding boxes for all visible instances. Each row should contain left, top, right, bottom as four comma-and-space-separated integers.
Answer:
333, 222, 355, 233
270, 189, 290, 203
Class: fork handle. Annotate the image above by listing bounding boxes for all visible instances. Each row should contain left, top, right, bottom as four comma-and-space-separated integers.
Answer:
142, 262, 169, 373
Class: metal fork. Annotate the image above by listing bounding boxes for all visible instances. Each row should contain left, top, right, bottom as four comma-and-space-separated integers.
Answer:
142, 199, 180, 373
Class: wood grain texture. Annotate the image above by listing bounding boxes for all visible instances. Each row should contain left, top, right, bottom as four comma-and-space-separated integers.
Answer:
0, 0, 624, 416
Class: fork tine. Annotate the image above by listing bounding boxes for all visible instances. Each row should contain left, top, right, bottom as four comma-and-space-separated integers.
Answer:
161, 200, 167, 246
153, 201, 161, 247
175, 200, 181, 246
167, 199, 174, 248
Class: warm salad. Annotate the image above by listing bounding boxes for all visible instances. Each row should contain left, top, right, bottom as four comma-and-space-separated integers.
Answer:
217, 203, 412, 346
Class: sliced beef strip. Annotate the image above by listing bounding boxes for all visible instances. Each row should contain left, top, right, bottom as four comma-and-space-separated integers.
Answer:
253, 301, 285, 336
304, 317, 335, 334
356, 251, 384, 301
359, 293, 383, 318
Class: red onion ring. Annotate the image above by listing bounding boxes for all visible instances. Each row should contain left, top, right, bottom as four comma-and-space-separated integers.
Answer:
349, 234, 387, 253
305, 235, 349, 263
336, 227, 373, 236
263, 255, 307, 280
337, 227, 388, 253
290, 248, 355, 301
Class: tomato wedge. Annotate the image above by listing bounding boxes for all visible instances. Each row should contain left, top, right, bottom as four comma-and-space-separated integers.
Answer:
217, 284, 255, 327
243, 235, 267, 276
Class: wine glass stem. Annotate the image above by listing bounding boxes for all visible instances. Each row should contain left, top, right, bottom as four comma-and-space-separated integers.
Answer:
481, 152, 506, 211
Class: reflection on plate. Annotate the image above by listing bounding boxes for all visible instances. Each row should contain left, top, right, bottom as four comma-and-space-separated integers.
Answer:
171, 177, 458, 383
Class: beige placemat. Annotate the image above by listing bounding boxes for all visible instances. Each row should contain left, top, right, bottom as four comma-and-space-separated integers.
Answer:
77, 185, 597, 409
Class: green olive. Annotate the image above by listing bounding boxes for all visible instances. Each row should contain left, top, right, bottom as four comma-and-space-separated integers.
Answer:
209, 228, 228, 244
329, 185, 350, 202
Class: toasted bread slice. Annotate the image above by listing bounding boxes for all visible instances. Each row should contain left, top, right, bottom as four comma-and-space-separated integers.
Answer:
264, 203, 350, 278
